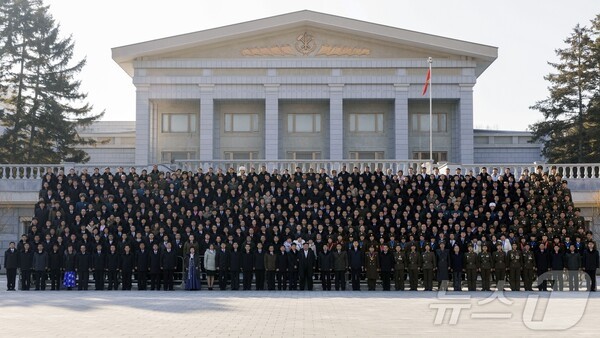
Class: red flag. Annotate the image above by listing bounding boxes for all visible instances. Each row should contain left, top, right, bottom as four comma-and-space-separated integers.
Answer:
422, 68, 431, 96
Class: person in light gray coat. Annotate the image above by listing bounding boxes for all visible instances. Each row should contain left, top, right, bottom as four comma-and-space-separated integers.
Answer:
204, 244, 217, 290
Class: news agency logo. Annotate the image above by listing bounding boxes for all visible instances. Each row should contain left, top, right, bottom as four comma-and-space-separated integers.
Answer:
429, 272, 592, 330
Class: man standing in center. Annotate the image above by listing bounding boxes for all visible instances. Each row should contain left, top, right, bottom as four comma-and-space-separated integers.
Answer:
318, 244, 334, 291
298, 242, 316, 291
333, 243, 348, 291
379, 244, 394, 291
407, 243, 421, 291
507, 243, 522, 291
421, 244, 436, 291
348, 240, 363, 291
394, 245, 406, 291
464, 245, 479, 291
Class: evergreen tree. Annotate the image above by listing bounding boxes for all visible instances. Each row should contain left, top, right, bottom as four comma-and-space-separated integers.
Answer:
0, 0, 102, 164
529, 21, 599, 163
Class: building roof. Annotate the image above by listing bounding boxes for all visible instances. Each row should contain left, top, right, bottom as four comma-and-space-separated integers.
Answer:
112, 10, 497, 77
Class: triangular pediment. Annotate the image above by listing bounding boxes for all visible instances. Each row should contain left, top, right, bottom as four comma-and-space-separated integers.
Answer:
113, 10, 497, 76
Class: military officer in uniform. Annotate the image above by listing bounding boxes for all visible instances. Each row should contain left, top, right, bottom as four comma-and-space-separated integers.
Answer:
522, 244, 535, 291
508, 243, 522, 291
492, 243, 507, 290
464, 245, 479, 291
421, 244, 436, 291
407, 244, 422, 291
393, 245, 406, 291
365, 246, 379, 291
478, 244, 492, 291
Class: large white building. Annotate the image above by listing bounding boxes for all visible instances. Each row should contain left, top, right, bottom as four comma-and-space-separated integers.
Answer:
111, 10, 526, 166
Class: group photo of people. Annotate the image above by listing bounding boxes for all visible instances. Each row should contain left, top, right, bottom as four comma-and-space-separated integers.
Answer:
3, 163, 598, 292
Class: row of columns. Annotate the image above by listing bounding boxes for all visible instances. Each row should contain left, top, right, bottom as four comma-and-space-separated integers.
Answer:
134, 84, 474, 165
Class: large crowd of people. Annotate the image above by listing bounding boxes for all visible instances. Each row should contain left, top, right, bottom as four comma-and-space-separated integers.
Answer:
2, 163, 599, 292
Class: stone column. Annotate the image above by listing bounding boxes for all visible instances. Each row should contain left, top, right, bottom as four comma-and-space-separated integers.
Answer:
329, 84, 344, 160
199, 84, 214, 161
134, 84, 150, 166
459, 84, 474, 164
394, 84, 409, 159
264, 84, 279, 160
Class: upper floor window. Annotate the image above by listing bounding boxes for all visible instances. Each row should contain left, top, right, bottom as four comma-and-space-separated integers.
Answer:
224, 113, 259, 133
288, 114, 321, 133
411, 113, 447, 132
349, 113, 384, 133
162, 114, 197, 133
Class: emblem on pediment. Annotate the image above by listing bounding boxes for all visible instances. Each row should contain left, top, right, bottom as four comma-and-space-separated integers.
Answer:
240, 31, 370, 57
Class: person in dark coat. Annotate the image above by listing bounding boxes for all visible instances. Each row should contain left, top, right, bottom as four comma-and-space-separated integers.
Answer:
48, 243, 62, 290
534, 243, 551, 291
449, 245, 464, 291
149, 243, 162, 290
241, 244, 254, 290
478, 244, 493, 291
161, 242, 177, 291
229, 242, 242, 290
264, 245, 277, 290
421, 244, 437, 291
435, 242, 450, 290
120, 245, 135, 290
63, 245, 77, 290
550, 244, 565, 291
216, 243, 230, 290
393, 246, 406, 291
333, 243, 348, 291
298, 243, 316, 291
92, 244, 106, 290
379, 244, 394, 291
135, 242, 150, 290
564, 244, 582, 291
32, 243, 48, 291
287, 244, 299, 290
254, 243, 266, 290
507, 243, 522, 291
348, 241, 364, 291
582, 241, 599, 291
492, 243, 507, 290
407, 244, 422, 291
75, 245, 91, 290
318, 244, 334, 291
18, 243, 34, 290
106, 244, 121, 290
5, 242, 19, 291
275, 245, 288, 290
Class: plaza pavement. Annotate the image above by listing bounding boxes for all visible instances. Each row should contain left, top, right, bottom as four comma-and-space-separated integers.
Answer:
1, 275, 600, 337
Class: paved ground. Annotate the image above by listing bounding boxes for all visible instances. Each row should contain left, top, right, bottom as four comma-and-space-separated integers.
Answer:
2, 276, 600, 337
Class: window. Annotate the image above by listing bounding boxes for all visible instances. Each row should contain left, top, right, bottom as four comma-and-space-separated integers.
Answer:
223, 151, 259, 160
161, 151, 195, 162
494, 136, 512, 144
286, 151, 321, 160
224, 113, 259, 133
162, 114, 196, 133
349, 113, 384, 132
411, 113, 447, 132
287, 114, 321, 133
413, 151, 448, 163
474, 136, 490, 144
348, 151, 384, 160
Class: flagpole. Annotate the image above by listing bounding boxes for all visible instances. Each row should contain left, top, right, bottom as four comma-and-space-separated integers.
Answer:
428, 57, 433, 163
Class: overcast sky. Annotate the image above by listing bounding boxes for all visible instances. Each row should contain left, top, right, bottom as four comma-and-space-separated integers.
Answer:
45, 0, 599, 131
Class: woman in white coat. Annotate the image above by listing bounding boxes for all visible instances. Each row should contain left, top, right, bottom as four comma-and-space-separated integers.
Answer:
204, 244, 217, 290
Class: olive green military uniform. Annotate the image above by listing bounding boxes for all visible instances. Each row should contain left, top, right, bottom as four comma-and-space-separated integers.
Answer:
394, 251, 406, 290
492, 250, 507, 289
407, 251, 422, 291
508, 250, 522, 291
479, 251, 492, 291
522, 250, 535, 291
365, 252, 379, 291
464, 252, 479, 291
421, 251, 437, 291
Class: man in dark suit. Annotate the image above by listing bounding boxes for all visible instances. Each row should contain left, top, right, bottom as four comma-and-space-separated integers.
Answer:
379, 244, 394, 291
135, 242, 150, 290
534, 243, 551, 291
18, 242, 33, 290
298, 243, 316, 290
4, 242, 19, 291
254, 243, 266, 290
583, 241, 599, 291
216, 243, 230, 290
92, 244, 106, 290
333, 243, 348, 291
287, 244, 299, 290
318, 244, 334, 291
161, 242, 177, 291
275, 245, 288, 290
149, 243, 162, 290
348, 241, 364, 291
76, 245, 91, 290
106, 244, 120, 290
229, 242, 242, 290
241, 244, 254, 290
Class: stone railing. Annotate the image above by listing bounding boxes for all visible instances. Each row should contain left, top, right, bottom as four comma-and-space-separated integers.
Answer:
173, 160, 434, 174
441, 163, 600, 180
1, 162, 599, 180
0, 164, 64, 180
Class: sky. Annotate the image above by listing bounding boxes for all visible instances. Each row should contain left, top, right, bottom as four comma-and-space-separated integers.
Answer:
44, 0, 600, 131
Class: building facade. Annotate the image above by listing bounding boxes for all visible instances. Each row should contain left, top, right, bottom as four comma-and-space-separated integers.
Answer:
112, 10, 499, 165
